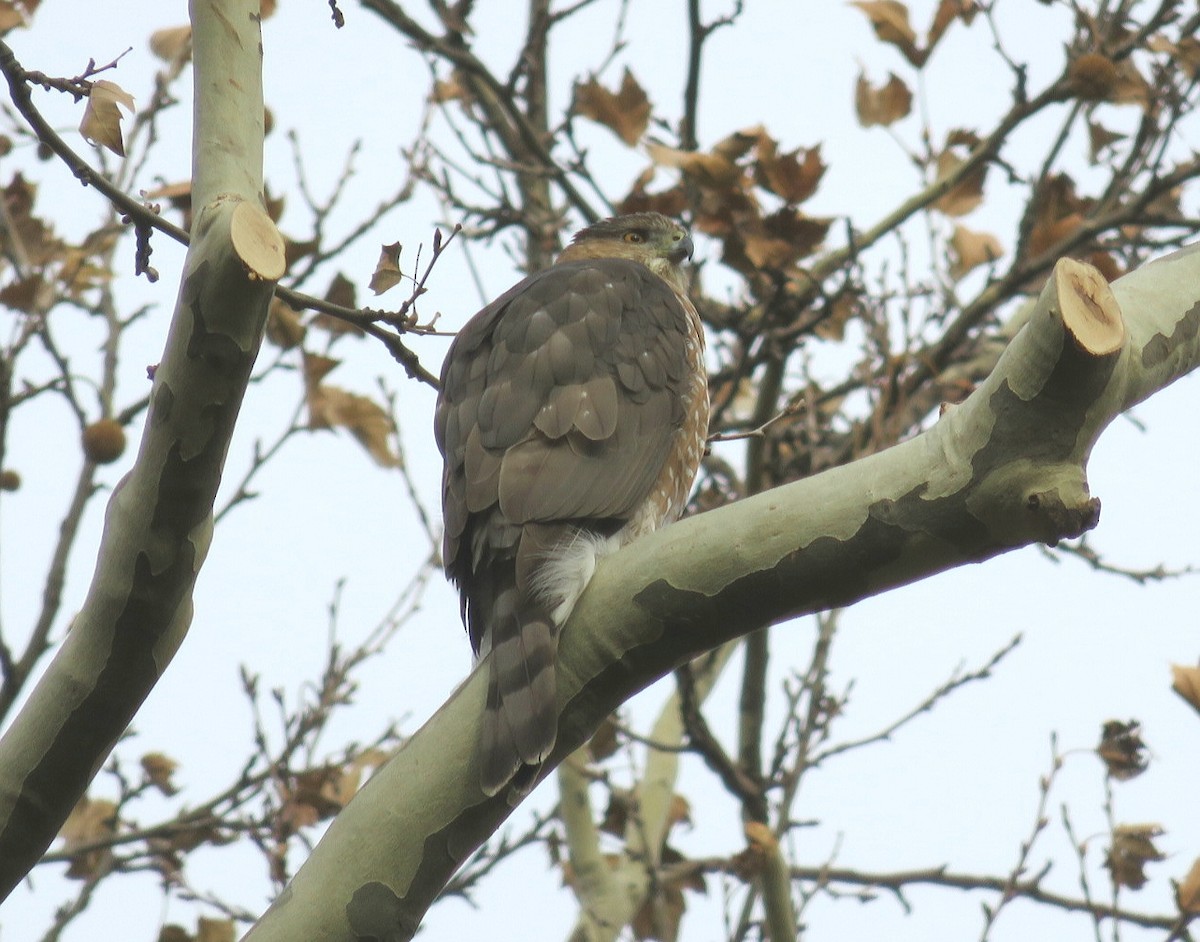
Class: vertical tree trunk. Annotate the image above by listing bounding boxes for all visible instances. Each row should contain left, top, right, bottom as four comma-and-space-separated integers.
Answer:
0, 0, 282, 899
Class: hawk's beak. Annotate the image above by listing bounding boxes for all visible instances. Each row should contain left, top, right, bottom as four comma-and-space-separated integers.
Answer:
670, 234, 695, 264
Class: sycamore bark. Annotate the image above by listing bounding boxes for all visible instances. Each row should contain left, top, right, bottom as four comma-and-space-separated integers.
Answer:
242, 251, 1199, 940
0, 0, 280, 898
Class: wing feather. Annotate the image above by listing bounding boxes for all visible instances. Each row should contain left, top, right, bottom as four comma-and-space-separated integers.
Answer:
437, 258, 694, 552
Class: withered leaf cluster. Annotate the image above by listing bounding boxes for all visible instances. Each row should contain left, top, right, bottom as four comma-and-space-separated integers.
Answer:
1105, 824, 1165, 890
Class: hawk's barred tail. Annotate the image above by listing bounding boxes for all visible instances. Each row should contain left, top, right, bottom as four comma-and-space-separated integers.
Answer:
479, 583, 558, 796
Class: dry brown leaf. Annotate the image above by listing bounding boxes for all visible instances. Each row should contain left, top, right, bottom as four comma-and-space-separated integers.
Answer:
144, 179, 193, 227
852, 1, 920, 64
58, 226, 119, 298
0, 0, 38, 33
1177, 857, 1200, 914
948, 225, 1002, 279
80, 80, 135, 157
729, 821, 776, 882
855, 71, 913, 127
928, 0, 976, 50
0, 4, 22, 32
587, 715, 619, 761
430, 70, 469, 104
1027, 174, 1091, 257
263, 185, 285, 222
1171, 663, 1200, 717
325, 270, 356, 309
574, 68, 651, 147
711, 125, 763, 161
667, 794, 692, 831
932, 148, 986, 217
141, 751, 180, 796
144, 178, 190, 214
283, 236, 317, 271
149, 25, 192, 64
815, 289, 863, 341
744, 820, 777, 852
731, 208, 829, 272
0, 272, 45, 312
265, 297, 306, 349
1030, 212, 1084, 257
632, 846, 700, 942
945, 127, 981, 149
632, 879, 686, 942
646, 141, 740, 189
1105, 824, 1165, 890
1085, 250, 1123, 283
302, 351, 340, 390
0, 0, 38, 32
1087, 119, 1125, 164
59, 795, 118, 879
2, 173, 61, 265
311, 272, 363, 336
349, 748, 391, 778
1174, 37, 1200, 80
1148, 34, 1200, 79
617, 168, 689, 217
1110, 58, 1153, 108
1096, 720, 1148, 781
196, 918, 235, 942
1069, 52, 1119, 101
369, 241, 403, 295
753, 134, 825, 205
303, 354, 401, 467
277, 766, 353, 835
318, 389, 399, 466
600, 790, 631, 837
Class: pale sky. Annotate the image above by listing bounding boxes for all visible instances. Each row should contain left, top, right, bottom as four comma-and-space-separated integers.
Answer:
2, 2, 1198, 941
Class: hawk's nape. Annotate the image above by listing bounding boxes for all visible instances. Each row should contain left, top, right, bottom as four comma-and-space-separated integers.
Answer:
435, 212, 709, 796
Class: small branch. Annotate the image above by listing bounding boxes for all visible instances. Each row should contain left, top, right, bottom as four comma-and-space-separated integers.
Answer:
0, 39, 441, 388
664, 857, 1181, 931
811, 634, 1023, 766
675, 663, 766, 822
1043, 537, 1198, 585
979, 739, 1061, 939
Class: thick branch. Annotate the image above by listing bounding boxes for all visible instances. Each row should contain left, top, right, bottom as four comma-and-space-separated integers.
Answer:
0, 0, 276, 899
241, 247, 1200, 939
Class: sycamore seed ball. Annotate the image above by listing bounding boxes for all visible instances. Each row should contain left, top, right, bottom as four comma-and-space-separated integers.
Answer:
82, 419, 127, 464
0, 469, 19, 491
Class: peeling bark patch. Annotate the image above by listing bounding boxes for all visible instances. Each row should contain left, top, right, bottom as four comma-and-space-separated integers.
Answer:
0, 277, 265, 883
1141, 299, 1200, 369
1, 533, 196, 871
979, 377, 1095, 467
151, 383, 175, 427
187, 288, 250, 382
347, 882, 412, 941
871, 483, 992, 549
359, 795, 501, 942
627, 487, 993, 665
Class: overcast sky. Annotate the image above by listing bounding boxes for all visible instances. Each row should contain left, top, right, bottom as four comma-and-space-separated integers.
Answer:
3, 2, 1199, 941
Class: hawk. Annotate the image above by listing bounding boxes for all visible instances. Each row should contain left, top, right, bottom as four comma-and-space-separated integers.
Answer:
435, 212, 709, 795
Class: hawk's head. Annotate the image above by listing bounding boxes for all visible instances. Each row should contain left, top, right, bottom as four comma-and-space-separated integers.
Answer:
558, 212, 693, 292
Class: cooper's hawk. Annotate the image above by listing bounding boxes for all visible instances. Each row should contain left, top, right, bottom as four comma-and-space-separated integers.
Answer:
435, 212, 709, 795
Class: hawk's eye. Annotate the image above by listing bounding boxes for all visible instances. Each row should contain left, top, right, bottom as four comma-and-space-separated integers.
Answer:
623, 231, 645, 244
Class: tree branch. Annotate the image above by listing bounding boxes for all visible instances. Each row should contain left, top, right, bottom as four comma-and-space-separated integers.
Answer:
0, 0, 280, 898
238, 248, 1200, 939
